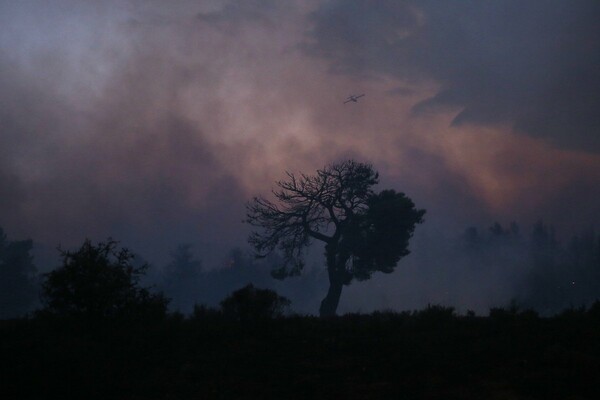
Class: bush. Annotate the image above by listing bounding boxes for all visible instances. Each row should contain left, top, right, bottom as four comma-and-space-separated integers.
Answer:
220, 284, 290, 322
40, 239, 169, 320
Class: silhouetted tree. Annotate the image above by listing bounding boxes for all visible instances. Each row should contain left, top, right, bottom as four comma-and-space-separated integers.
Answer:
41, 239, 169, 320
0, 228, 38, 319
246, 160, 425, 316
162, 244, 202, 313
220, 284, 291, 321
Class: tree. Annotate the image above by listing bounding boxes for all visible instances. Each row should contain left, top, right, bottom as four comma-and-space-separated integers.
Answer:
220, 284, 291, 321
246, 160, 425, 316
0, 228, 38, 319
41, 239, 169, 320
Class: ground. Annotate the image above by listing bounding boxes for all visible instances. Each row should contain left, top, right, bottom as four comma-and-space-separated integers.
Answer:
2, 308, 599, 399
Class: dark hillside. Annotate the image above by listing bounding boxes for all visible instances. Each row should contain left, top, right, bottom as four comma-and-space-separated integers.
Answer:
2, 307, 600, 399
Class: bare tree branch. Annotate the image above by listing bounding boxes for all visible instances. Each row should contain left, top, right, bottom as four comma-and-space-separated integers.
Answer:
246, 159, 425, 316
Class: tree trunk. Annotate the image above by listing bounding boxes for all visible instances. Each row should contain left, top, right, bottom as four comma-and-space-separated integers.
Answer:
319, 244, 345, 317
319, 278, 343, 317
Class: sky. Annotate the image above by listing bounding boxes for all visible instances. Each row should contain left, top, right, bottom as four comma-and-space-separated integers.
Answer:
1, 1, 599, 313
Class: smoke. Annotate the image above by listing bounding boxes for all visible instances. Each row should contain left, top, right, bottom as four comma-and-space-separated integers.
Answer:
307, 0, 600, 152
0, 1, 598, 314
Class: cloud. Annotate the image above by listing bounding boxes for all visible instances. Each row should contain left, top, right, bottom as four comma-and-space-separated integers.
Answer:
0, 1, 598, 314
306, 0, 600, 152
0, 3, 250, 261
0, 0, 343, 262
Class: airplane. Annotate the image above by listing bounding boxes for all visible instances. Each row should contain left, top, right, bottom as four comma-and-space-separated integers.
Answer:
343, 94, 365, 104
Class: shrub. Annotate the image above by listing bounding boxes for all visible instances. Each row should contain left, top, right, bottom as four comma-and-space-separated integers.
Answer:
220, 284, 290, 322
40, 239, 169, 320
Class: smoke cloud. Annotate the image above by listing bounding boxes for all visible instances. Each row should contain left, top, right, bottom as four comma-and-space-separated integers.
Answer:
0, 1, 598, 313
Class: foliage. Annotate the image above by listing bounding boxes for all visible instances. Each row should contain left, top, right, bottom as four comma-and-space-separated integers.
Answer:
40, 239, 169, 320
220, 284, 291, 321
344, 189, 426, 281
0, 227, 37, 319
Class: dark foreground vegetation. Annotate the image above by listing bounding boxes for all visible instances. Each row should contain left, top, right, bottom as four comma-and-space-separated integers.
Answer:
2, 305, 600, 399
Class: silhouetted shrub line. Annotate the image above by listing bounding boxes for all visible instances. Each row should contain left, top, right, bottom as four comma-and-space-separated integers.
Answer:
3, 219, 600, 320
3, 302, 600, 399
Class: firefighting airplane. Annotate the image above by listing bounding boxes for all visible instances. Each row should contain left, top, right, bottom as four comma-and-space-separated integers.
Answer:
343, 94, 365, 104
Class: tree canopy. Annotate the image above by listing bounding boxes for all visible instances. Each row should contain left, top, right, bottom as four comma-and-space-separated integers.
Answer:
246, 160, 425, 316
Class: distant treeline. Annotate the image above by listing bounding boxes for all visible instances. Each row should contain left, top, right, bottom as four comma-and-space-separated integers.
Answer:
1, 221, 599, 319
455, 221, 600, 314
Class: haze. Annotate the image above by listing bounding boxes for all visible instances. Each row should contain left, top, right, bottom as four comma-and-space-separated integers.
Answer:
1, 0, 599, 314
